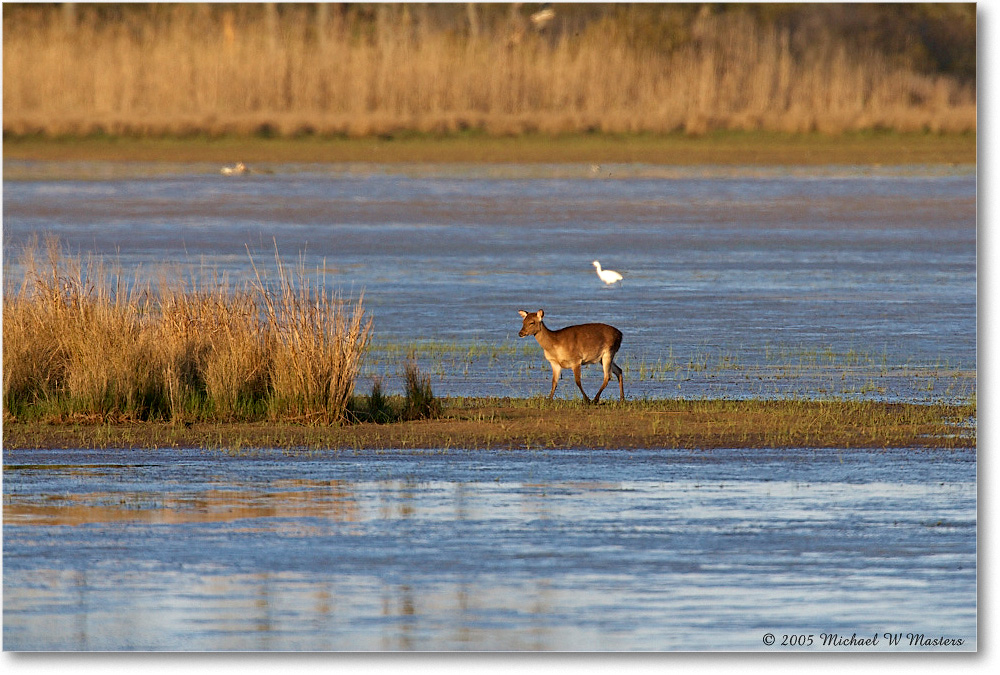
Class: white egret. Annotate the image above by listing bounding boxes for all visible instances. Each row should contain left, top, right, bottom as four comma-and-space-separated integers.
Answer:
593, 260, 623, 285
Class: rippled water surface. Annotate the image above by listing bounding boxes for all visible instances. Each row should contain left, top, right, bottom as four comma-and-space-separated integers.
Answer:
2, 161, 976, 401
3, 446, 977, 651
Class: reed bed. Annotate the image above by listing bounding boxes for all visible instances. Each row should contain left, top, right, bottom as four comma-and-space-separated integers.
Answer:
2, 3, 976, 138
2, 239, 372, 424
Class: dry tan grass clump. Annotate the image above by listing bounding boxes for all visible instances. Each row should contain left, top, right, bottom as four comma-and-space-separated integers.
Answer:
3, 238, 371, 424
249, 248, 371, 423
2, 4, 975, 138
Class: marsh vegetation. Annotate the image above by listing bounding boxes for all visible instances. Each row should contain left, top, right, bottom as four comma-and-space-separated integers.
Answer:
2, 238, 372, 425
2, 3, 975, 139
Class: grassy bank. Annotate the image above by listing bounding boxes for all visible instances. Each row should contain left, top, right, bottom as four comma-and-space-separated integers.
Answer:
1, 397, 976, 452
1, 131, 978, 166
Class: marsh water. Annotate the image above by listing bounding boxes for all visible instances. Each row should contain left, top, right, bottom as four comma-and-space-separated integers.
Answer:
2, 161, 977, 650
3, 446, 977, 651
2, 161, 976, 401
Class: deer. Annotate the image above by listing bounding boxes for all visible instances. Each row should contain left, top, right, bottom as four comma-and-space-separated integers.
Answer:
517, 309, 624, 404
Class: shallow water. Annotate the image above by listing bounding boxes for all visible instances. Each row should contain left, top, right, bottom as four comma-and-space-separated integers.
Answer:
1, 161, 976, 402
3, 446, 976, 651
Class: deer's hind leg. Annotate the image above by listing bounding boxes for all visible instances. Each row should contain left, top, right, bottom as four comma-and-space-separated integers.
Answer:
612, 361, 624, 401
572, 364, 592, 403
593, 353, 617, 403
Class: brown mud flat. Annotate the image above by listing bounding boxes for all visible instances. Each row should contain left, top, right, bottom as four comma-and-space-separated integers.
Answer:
2, 399, 975, 452
2, 132, 976, 166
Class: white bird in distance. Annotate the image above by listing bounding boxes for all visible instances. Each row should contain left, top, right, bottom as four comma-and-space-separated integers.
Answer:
593, 260, 623, 285
220, 162, 248, 176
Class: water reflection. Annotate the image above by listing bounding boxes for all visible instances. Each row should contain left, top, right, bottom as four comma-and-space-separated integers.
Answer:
3, 448, 976, 651
4, 478, 360, 526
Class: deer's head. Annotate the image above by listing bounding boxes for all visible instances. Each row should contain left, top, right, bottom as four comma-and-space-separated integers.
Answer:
518, 309, 544, 337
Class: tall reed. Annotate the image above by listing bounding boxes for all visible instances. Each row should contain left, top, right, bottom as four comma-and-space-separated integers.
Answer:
249, 247, 371, 423
2, 4, 975, 138
2, 238, 372, 424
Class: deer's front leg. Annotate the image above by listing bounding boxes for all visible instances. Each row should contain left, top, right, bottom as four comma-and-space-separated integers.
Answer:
548, 363, 562, 399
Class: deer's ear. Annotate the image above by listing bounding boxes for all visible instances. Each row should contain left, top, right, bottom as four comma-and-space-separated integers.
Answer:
518, 310, 528, 318
537, 309, 544, 319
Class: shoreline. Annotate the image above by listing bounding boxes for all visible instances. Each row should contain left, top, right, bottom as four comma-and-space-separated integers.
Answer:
2, 398, 976, 452
1, 131, 977, 166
